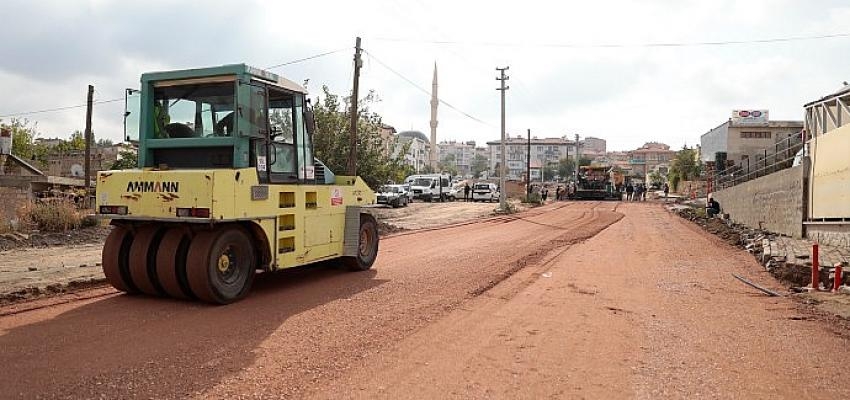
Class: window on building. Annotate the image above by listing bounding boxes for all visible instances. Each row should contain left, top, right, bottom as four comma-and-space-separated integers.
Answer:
740, 131, 772, 139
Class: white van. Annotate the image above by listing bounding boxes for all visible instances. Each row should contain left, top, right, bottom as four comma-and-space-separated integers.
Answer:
404, 174, 452, 202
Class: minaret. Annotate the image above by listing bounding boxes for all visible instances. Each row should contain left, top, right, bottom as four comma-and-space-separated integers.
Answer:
429, 62, 438, 170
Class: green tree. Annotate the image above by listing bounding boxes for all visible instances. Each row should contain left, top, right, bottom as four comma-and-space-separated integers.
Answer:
471, 154, 488, 178
110, 149, 138, 170
312, 86, 408, 189
667, 146, 702, 191
542, 163, 557, 181
648, 171, 665, 187
438, 153, 459, 176
557, 158, 576, 180
1, 118, 49, 168
2, 118, 37, 159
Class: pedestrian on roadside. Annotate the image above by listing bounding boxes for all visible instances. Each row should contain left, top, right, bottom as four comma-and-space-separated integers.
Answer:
555, 186, 562, 201
707, 197, 721, 218
663, 183, 669, 201
641, 184, 647, 201
541, 187, 548, 202
463, 183, 471, 202
625, 183, 634, 201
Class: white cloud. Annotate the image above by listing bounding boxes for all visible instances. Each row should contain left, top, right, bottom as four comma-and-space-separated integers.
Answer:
1, 0, 848, 152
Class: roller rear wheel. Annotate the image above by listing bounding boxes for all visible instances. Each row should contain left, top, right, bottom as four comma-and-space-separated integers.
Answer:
155, 228, 194, 299
128, 226, 167, 296
186, 227, 256, 304
102, 226, 138, 294
343, 214, 379, 271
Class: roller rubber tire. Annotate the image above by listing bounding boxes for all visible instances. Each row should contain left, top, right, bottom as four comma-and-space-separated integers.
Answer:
186, 227, 256, 304
155, 228, 195, 299
102, 226, 138, 293
128, 226, 167, 296
343, 214, 379, 271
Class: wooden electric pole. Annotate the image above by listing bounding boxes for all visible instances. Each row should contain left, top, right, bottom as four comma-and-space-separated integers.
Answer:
347, 37, 362, 176
84, 85, 94, 192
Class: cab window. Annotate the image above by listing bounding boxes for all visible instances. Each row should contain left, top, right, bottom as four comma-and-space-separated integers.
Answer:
152, 82, 235, 138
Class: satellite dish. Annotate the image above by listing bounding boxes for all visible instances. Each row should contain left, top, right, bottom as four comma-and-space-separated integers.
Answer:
70, 164, 85, 177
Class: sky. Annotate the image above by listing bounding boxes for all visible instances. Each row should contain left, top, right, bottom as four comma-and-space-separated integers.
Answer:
0, 0, 848, 151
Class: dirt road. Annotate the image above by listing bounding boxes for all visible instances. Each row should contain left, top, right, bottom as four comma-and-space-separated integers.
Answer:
1, 202, 848, 399
0, 201, 498, 301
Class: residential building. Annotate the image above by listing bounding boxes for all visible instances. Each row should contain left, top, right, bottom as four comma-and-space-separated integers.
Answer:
700, 110, 803, 163
377, 124, 397, 157
580, 137, 607, 159
44, 143, 132, 178
486, 136, 577, 180
394, 130, 431, 174
626, 142, 676, 178
437, 140, 477, 176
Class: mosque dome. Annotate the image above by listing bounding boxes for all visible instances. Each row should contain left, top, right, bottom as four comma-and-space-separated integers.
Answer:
397, 130, 430, 144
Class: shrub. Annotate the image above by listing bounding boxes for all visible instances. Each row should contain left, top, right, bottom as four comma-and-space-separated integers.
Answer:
523, 193, 543, 206
18, 200, 85, 232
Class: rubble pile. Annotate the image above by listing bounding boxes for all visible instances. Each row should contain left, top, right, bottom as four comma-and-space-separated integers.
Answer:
673, 206, 849, 291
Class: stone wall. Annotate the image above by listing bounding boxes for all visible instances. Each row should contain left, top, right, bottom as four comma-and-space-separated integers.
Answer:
0, 186, 31, 229
807, 224, 850, 248
711, 165, 804, 238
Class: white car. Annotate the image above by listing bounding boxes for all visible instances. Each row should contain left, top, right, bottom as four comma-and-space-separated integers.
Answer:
471, 182, 499, 202
376, 184, 410, 208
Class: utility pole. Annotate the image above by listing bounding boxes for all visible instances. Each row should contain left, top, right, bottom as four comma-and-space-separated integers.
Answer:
347, 37, 362, 176
84, 85, 94, 196
574, 133, 581, 184
496, 66, 509, 210
526, 128, 531, 198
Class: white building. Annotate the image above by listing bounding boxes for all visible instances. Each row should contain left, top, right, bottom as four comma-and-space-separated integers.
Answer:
486, 136, 577, 180
437, 140, 477, 176
395, 130, 431, 173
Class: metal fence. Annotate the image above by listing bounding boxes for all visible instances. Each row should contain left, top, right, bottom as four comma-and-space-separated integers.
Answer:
713, 136, 804, 190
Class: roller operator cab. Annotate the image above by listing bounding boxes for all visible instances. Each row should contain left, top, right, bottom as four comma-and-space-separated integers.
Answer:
96, 64, 378, 304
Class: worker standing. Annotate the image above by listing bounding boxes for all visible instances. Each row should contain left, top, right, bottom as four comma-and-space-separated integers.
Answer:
463, 183, 471, 202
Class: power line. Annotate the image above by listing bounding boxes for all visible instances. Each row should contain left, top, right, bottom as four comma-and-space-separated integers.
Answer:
373, 31, 850, 49
0, 48, 348, 120
364, 49, 492, 126
265, 47, 348, 70
0, 98, 123, 119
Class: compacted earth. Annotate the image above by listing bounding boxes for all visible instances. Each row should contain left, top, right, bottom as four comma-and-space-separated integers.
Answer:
1, 202, 848, 399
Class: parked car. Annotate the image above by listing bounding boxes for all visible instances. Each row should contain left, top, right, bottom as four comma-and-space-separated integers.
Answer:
447, 184, 467, 201
376, 184, 410, 208
471, 182, 499, 202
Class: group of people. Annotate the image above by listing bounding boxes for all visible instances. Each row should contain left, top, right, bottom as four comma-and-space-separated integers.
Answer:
533, 183, 575, 203
623, 183, 648, 201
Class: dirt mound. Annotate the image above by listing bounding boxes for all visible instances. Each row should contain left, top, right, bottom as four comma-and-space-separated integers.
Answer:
377, 221, 406, 236
0, 226, 111, 252
674, 208, 741, 245
0, 277, 107, 306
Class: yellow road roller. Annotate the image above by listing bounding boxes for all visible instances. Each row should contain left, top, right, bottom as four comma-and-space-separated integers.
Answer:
96, 64, 378, 304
